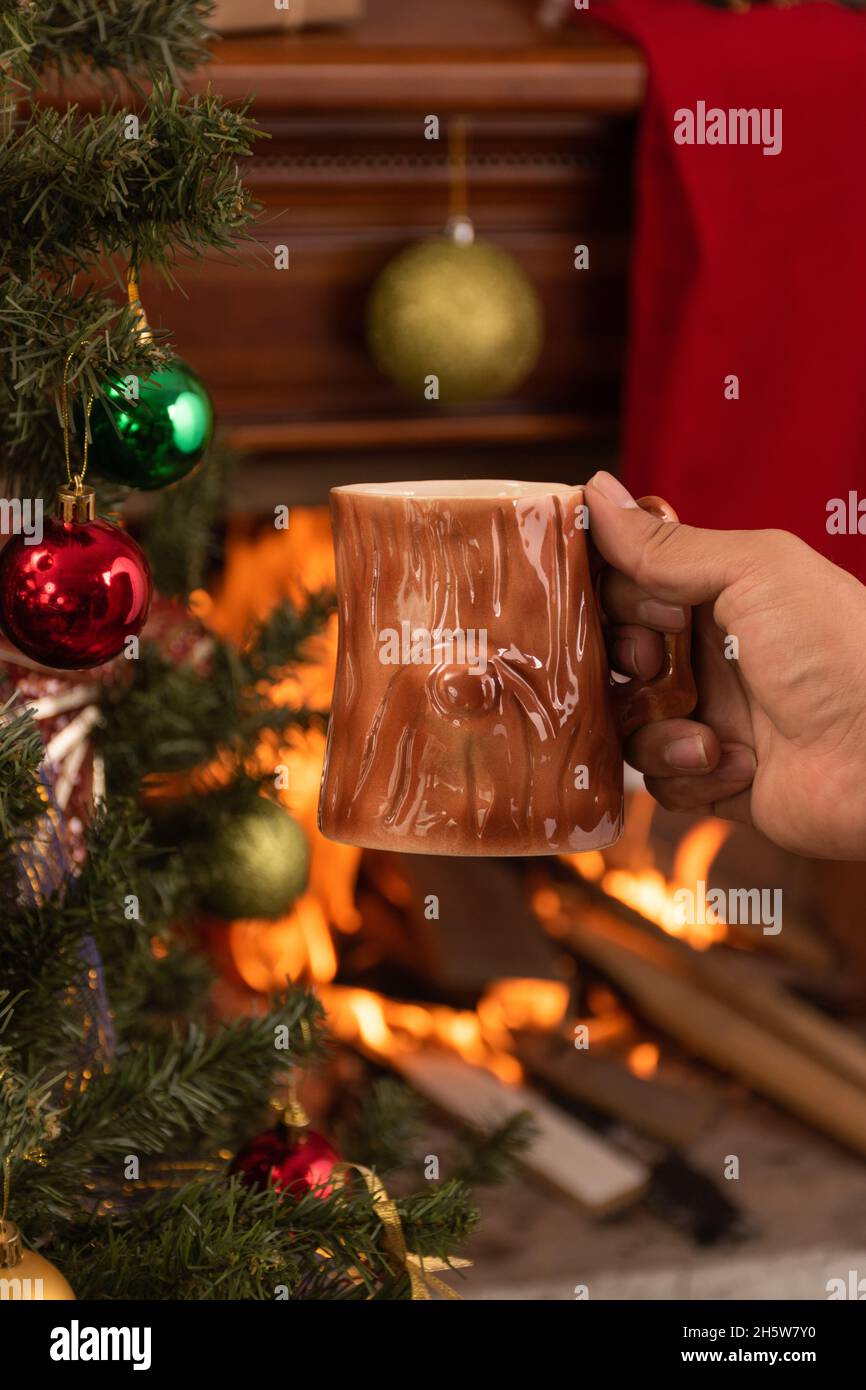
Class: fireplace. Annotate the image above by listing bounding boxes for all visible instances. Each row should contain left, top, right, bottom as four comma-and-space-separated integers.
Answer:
201, 504, 866, 1300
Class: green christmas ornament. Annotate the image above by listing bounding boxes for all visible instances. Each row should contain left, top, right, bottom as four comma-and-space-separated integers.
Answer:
82, 265, 214, 490
197, 798, 309, 921
86, 357, 213, 491
365, 217, 544, 404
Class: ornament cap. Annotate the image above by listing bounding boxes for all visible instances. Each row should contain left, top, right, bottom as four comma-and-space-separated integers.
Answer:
0, 1219, 23, 1269
282, 1098, 311, 1131
281, 1071, 311, 1131
57, 484, 96, 524
445, 214, 475, 247
127, 265, 153, 343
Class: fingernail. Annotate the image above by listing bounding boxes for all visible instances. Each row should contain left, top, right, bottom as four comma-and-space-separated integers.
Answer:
588, 471, 639, 508
613, 636, 637, 675
717, 744, 757, 782
636, 599, 687, 631
663, 734, 709, 770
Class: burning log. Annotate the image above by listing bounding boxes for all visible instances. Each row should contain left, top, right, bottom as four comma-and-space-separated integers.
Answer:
322, 986, 649, 1216
515, 1035, 719, 1149
543, 900, 866, 1159
563, 805, 834, 973
552, 882, 866, 1094
363, 853, 560, 998
670, 935, 866, 1092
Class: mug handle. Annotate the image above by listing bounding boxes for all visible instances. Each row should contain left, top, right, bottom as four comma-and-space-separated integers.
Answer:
612, 495, 698, 739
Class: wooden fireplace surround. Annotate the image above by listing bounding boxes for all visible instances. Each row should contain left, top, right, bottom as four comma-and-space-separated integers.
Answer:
46, 2, 646, 504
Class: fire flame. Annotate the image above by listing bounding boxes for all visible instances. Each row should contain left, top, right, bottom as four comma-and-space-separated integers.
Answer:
203, 515, 731, 1092
200, 512, 573, 1087
229, 893, 338, 992
477, 978, 570, 1036
197, 509, 361, 990
564, 800, 734, 950
321, 985, 527, 1085
627, 1041, 660, 1079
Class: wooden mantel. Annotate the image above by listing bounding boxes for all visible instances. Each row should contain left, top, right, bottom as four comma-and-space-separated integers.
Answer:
43, 1, 646, 500
192, 3, 645, 114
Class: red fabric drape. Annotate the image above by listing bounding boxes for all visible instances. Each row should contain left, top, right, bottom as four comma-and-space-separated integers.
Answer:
590, 0, 866, 580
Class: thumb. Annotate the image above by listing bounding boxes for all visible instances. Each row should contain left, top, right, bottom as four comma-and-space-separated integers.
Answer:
585, 471, 763, 607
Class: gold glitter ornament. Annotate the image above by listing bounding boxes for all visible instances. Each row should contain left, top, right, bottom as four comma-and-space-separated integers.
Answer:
365, 218, 544, 405
195, 797, 309, 921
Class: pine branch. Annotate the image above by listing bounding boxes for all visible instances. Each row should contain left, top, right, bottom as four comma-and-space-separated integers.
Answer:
2, 1, 217, 84
398, 1182, 478, 1262
0, 1025, 63, 1165
54, 1180, 309, 1301
0, 86, 258, 277
142, 441, 233, 596
67, 1001, 324, 1156
0, 901, 92, 1066
338, 1075, 535, 1190
246, 593, 337, 680
129, 921, 215, 1025
0, 83, 260, 489
449, 1111, 538, 1188
337, 1078, 426, 1177
51, 1172, 476, 1301
0, 694, 46, 840
0, 277, 167, 491
0, 798, 187, 1064
100, 595, 334, 782
12, 991, 327, 1224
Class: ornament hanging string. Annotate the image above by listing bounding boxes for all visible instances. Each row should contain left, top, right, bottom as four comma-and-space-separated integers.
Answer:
1, 1154, 10, 1225
0, 1154, 15, 1270
58, 247, 150, 495
448, 116, 469, 224
282, 1070, 310, 1129
0, 1147, 40, 1234
126, 255, 153, 342
60, 349, 93, 493
275, 1022, 314, 1128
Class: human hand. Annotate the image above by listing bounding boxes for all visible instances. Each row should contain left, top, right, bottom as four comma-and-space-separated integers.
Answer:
586, 470, 866, 860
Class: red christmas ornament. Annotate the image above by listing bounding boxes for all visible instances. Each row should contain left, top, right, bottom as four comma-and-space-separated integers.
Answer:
0, 486, 151, 670
230, 1123, 341, 1200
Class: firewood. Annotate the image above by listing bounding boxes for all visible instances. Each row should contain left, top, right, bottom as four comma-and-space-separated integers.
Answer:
551, 908, 866, 1158
394, 1049, 649, 1216
572, 894, 866, 1094
646, 808, 833, 973
516, 1034, 719, 1148
552, 880, 866, 1091
676, 938, 866, 1093
725, 912, 832, 974
364, 851, 560, 998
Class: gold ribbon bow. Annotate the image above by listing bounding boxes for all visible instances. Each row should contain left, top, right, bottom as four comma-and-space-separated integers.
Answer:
343, 1164, 471, 1301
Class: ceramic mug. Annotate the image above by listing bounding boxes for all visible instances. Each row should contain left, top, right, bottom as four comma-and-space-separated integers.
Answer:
319, 479, 696, 856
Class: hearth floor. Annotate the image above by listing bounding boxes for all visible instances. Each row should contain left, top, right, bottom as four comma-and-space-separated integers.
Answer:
459, 1087, 866, 1301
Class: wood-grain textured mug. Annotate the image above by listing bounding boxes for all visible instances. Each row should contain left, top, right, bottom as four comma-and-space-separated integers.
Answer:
319, 480, 696, 856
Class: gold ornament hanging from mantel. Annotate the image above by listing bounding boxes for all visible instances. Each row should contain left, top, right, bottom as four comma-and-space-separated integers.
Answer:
365, 116, 544, 406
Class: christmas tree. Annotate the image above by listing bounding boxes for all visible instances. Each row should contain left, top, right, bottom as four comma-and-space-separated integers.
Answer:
0, 2, 524, 1301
